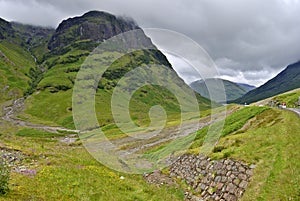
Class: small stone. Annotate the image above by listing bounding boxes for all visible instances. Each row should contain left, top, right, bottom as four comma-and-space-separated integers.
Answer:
238, 166, 246, 172
200, 184, 207, 191
246, 169, 253, 176
226, 171, 232, 176
221, 176, 227, 183
217, 182, 224, 190
239, 180, 248, 189
250, 164, 256, 169
215, 176, 222, 182
223, 193, 230, 200
238, 173, 247, 180
226, 183, 237, 194
120, 176, 125, 180
233, 178, 240, 186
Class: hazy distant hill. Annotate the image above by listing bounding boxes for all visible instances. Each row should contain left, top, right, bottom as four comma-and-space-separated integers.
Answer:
236, 83, 256, 91
190, 78, 254, 102
234, 61, 300, 104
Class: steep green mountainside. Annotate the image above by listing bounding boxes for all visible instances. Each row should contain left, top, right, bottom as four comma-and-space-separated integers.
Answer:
11, 22, 54, 63
48, 11, 139, 51
0, 19, 37, 102
4, 11, 211, 129
190, 78, 252, 102
235, 61, 300, 104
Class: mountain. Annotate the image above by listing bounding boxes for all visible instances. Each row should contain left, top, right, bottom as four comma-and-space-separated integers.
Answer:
0, 18, 42, 102
236, 83, 256, 91
234, 61, 300, 104
0, 11, 211, 129
190, 78, 253, 102
11, 22, 54, 63
48, 11, 140, 51
0, 18, 14, 39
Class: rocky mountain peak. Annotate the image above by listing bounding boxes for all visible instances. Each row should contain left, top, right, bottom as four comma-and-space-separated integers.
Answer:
48, 10, 143, 51
0, 18, 14, 39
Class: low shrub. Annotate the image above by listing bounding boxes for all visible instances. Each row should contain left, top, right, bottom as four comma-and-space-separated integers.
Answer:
0, 158, 10, 195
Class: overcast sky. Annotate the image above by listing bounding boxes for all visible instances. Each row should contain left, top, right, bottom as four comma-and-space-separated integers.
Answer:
1, 0, 300, 86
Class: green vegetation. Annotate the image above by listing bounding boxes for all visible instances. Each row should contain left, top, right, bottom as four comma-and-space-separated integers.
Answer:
144, 106, 300, 200
212, 109, 300, 201
270, 88, 300, 107
0, 122, 184, 201
0, 158, 10, 195
16, 128, 66, 138
1, 11, 299, 201
145, 106, 268, 160
0, 40, 34, 102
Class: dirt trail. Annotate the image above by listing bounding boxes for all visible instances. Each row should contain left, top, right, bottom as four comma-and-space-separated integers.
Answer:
2, 98, 79, 133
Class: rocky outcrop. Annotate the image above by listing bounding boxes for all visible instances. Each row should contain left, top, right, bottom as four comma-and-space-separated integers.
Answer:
48, 11, 152, 51
0, 18, 14, 39
0, 147, 37, 175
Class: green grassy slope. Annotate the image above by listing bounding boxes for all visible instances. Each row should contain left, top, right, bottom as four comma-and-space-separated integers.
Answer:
0, 122, 184, 201
1, 104, 299, 200
144, 105, 300, 200
214, 109, 300, 201
254, 88, 300, 107
0, 18, 53, 103
17, 11, 211, 129
0, 40, 34, 102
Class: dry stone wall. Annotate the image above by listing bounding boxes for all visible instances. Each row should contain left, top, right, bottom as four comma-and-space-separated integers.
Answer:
144, 154, 255, 201
170, 154, 255, 201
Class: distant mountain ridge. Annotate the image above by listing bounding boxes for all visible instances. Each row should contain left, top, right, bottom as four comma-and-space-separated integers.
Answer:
236, 83, 256, 91
234, 61, 300, 104
190, 78, 255, 103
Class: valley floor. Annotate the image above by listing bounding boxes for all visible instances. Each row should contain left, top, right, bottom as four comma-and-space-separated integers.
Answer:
0, 103, 299, 200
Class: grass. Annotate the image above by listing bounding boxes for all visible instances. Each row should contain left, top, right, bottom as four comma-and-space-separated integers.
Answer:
1, 19, 298, 200
271, 88, 300, 107
0, 120, 184, 201
0, 40, 34, 102
0, 104, 299, 200
211, 109, 300, 201
16, 128, 66, 138
143, 106, 300, 200
19, 44, 212, 130
144, 106, 268, 160
18, 89, 74, 129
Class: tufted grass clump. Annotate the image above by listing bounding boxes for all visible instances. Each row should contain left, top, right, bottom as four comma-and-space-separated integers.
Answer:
0, 158, 10, 195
